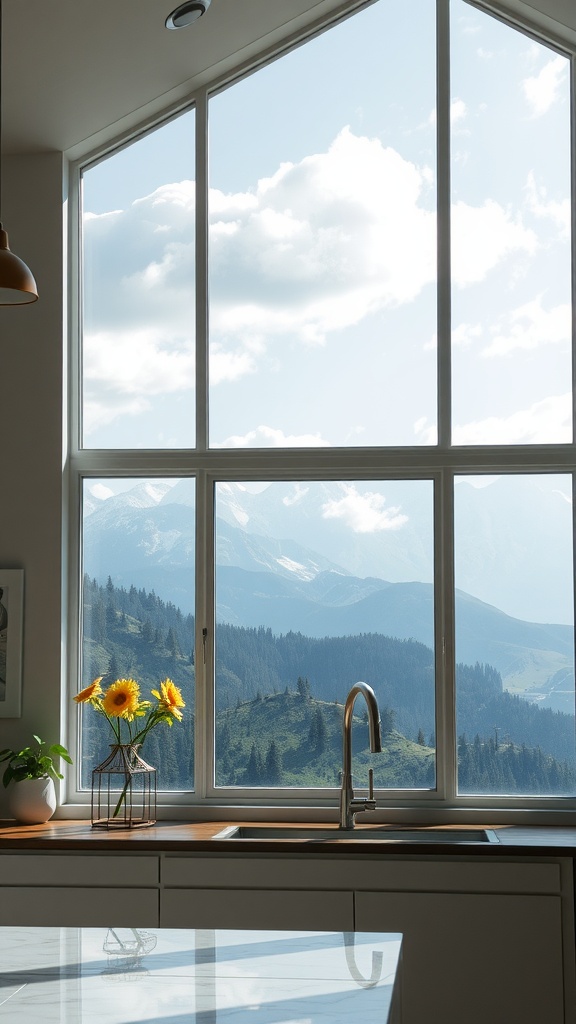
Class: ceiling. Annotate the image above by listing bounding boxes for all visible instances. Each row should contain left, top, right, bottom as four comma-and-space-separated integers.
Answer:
2, 0, 576, 159
1, 0, 359, 157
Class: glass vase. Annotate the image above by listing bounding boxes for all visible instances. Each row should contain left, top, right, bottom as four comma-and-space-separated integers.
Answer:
91, 743, 157, 829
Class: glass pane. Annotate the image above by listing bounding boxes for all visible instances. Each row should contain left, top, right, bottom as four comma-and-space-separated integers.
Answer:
209, 1, 437, 448
451, 3, 572, 444
214, 480, 435, 789
81, 111, 196, 449
455, 474, 576, 796
79, 478, 195, 790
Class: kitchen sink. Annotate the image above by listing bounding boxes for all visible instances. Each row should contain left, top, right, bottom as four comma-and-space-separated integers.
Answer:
212, 825, 500, 843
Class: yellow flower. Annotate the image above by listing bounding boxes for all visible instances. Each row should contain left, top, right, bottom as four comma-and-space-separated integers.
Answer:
102, 678, 141, 719
74, 677, 103, 703
151, 678, 185, 721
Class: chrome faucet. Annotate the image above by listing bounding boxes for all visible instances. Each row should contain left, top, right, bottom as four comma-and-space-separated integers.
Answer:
339, 681, 382, 829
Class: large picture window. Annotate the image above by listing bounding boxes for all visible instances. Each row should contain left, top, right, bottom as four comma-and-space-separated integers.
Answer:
70, 0, 576, 816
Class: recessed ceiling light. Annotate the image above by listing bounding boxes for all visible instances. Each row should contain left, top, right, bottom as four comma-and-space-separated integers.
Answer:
165, 1, 211, 29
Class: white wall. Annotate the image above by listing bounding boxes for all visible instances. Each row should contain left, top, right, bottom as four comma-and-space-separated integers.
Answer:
0, 153, 65, 816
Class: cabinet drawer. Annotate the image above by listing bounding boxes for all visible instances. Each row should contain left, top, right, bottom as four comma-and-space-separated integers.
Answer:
161, 854, 561, 894
162, 856, 341, 889
0, 854, 159, 887
0, 887, 159, 927
161, 888, 354, 930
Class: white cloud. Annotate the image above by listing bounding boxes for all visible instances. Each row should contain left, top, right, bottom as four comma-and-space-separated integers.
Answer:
85, 328, 194, 393
450, 98, 467, 125
413, 417, 437, 445
83, 130, 543, 436
82, 326, 195, 435
418, 101, 466, 130
451, 199, 536, 286
89, 483, 114, 500
218, 425, 332, 448
283, 484, 310, 507
453, 393, 571, 445
482, 297, 570, 357
209, 345, 257, 384
523, 55, 567, 117
209, 127, 437, 346
524, 171, 570, 238
452, 322, 482, 348
321, 484, 408, 533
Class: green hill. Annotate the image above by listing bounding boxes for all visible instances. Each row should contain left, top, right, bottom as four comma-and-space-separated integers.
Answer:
78, 575, 576, 794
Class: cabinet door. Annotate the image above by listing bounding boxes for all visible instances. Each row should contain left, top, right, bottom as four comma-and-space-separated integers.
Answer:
355, 891, 564, 1024
162, 888, 353, 930
0, 887, 159, 927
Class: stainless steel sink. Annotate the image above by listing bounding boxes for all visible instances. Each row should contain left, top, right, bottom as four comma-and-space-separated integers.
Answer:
212, 825, 500, 843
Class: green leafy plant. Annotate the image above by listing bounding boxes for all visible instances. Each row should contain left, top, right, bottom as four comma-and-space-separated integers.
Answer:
0, 735, 73, 787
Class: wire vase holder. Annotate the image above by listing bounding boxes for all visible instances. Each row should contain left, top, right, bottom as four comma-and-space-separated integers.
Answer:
91, 743, 157, 829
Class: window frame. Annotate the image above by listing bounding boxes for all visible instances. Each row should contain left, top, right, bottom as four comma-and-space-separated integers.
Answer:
65, 0, 576, 822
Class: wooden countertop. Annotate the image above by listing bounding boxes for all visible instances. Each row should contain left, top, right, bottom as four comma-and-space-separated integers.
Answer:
0, 819, 575, 854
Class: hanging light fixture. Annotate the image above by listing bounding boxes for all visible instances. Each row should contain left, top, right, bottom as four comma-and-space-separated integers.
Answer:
0, 0, 37, 304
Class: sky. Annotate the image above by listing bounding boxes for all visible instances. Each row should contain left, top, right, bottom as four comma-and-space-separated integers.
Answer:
81, 0, 571, 453
80, 0, 574, 626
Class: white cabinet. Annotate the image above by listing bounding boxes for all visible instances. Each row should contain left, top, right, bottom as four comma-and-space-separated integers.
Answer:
0, 854, 159, 927
159, 854, 571, 1024
0, 847, 573, 1023
161, 887, 353, 929
0, 886, 158, 927
160, 855, 354, 929
356, 889, 564, 1024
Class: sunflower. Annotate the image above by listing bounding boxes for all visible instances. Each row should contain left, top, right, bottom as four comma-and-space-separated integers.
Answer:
102, 678, 141, 719
151, 678, 185, 721
73, 677, 103, 704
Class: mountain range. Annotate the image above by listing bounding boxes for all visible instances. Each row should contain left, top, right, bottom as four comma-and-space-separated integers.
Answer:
83, 478, 575, 714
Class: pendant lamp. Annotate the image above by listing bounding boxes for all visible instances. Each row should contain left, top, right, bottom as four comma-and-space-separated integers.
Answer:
0, 0, 37, 304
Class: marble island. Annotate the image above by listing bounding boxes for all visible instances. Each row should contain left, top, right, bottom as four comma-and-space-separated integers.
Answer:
0, 927, 402, 1023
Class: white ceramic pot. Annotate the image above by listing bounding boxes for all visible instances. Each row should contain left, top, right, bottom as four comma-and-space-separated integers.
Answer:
8, 777, 57, 824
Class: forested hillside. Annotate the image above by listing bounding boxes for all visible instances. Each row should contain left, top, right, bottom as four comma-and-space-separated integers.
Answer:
79, 576, 576, 794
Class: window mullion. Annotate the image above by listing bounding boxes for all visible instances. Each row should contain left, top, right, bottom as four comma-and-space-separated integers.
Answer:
195, 88, 212, 798
435, 0, 457, 801
435, 471, 457, 803
436, 0, 452, 450
195, 469, 214, 800
195, 88, 209, 453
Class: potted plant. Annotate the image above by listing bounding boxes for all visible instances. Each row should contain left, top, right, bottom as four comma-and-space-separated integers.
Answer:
0, 735, 72, 824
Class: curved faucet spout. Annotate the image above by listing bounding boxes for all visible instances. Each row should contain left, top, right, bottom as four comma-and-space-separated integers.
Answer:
340, 681, 382, 830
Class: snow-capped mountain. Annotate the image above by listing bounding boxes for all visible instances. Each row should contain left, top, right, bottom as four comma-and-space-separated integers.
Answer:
81, 477, 575, 711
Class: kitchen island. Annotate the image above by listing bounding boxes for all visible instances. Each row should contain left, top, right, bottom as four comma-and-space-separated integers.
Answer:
0, 926, 402, 1023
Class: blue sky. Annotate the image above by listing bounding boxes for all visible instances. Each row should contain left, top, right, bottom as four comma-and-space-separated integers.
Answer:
80, 0, 574, 625
82, 0, 571, 452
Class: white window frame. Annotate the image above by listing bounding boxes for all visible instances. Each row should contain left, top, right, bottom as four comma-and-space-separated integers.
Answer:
65, 0, 576, 823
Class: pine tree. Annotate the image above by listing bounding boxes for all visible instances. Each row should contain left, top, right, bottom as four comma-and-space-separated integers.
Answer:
297, 676, 311, 700
141, 618, 154, 644
245, 742, 263, 785
381, 706, 396, 736
265, 740, 283, 784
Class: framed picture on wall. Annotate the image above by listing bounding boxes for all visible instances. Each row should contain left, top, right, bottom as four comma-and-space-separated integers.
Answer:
0, 569, 24, 718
